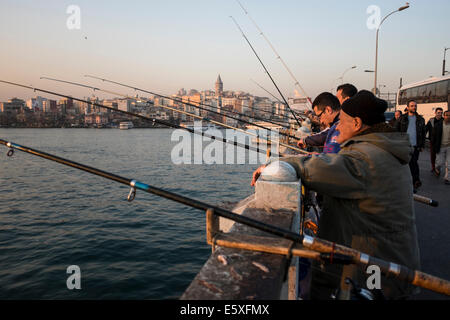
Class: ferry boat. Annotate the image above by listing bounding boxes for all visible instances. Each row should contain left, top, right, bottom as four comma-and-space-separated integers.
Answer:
180, 122, 222, 131
119, 121, 134, 130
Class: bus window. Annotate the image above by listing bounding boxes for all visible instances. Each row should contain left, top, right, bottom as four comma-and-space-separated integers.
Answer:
436, 80, 448, 102
448, 80, 450, 109
416, 85, 426, 103
398, 90, 406, 105
425, 83, 437, 103
406, 87, 418, 101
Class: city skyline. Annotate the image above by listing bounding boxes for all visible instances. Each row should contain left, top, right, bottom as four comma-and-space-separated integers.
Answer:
1, 0, 449, 102
0, 73, 299, 129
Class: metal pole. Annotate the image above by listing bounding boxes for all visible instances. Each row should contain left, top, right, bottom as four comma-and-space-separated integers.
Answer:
443, 48, 449, 76
374, 28, 379, 96
373, 4, 410, 96
341, 66, 357, 84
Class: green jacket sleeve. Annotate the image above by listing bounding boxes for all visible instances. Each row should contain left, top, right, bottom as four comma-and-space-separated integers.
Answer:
281, 151, 368, 199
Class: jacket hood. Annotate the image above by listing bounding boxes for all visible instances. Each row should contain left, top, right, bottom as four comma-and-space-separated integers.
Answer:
341, 124, 412, 164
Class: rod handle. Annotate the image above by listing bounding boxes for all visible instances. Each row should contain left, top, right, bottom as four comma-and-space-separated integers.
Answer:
413, 194, 439, 207
413, 271, 450, 296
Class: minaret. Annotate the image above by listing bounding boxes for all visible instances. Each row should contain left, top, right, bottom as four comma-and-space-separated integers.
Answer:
215, 74, 223, 97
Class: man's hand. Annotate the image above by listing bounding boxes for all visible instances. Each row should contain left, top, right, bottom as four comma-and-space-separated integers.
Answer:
297, 139, 307, 149
251, 165, 267, 187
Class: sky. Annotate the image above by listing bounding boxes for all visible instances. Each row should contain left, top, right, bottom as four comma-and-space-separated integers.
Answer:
0, 0, 449, 102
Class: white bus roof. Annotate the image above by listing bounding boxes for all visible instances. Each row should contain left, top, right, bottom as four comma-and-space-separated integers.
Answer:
400, 74, 450, 90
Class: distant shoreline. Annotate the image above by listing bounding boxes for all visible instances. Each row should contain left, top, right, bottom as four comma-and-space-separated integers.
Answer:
0, 126, 173, 129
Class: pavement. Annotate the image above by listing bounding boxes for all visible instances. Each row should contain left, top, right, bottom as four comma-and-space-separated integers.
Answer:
412, 150, 450, 300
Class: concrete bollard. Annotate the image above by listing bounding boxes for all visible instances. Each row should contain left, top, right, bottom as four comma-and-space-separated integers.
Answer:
255, 161, 300, 211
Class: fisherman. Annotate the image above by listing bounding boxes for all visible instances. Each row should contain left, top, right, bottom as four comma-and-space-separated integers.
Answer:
304, 110, 321, 133
336, 83, 358, 105
297, 84, 357, 153
251, 90, 421, 299
296, 92, 341, 152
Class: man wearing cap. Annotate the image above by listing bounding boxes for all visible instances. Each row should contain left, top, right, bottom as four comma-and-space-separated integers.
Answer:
251, 90, 420, 299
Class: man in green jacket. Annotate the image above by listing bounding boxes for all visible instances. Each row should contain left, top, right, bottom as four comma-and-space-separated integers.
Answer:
252, 90, 421, 299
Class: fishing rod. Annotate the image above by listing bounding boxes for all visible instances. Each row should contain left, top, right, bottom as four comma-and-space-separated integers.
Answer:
82, 75, 297, 133
249, 79, 310, 123
250, 78, 310, 124
229, 15, 303, 128
84, 75, 304, 141
236, 0, 313, 106
40, 77, 308, 155
41, 76, 290, 127
246, 79, 310, 122
0, 79, 281, 157
1, 138, 449, 296
221, 103, 291, 127
251, 78, 285, 106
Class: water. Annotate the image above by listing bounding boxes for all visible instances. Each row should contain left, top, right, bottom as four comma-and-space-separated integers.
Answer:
0, 128, 259, 299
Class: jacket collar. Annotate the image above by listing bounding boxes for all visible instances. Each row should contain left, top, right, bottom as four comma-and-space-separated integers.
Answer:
341, 123, 395, 148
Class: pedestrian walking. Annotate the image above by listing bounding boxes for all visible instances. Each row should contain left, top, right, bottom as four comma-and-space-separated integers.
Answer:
435, 110, 450, 185
396, 100, 426, 192
425, 108, 444, 174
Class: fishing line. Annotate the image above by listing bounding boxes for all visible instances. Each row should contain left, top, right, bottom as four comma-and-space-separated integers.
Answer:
236, 0, 313, 106
84, 75, 303, 141
39, 76, 309, 155
0, 79, 282, 157
229, 15, 303, 128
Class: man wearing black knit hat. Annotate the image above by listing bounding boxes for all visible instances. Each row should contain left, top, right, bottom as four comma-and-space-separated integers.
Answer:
252, 90, 420, 300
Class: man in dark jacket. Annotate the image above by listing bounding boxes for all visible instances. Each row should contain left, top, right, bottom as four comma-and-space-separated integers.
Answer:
298, 85, 357, 151
425, 108, 444, 175
336, 83, 358, 105
389, 110, 402, 127
297, 92, 341, 150
252, 91, 420, 299
396, 100, 426, 191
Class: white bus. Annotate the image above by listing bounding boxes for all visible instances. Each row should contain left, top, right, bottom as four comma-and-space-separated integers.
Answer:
397, 74, 450, 121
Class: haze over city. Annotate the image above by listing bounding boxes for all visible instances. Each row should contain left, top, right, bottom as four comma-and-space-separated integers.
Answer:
1, 0, 449, 102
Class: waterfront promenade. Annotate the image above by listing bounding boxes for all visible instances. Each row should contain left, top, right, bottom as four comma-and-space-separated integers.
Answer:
413, 151, 450, 300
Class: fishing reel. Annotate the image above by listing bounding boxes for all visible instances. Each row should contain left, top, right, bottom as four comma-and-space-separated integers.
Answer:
5, 142, 14, 157
331, 278, 386, 300
127, 186, 136, 202
300, 187, 320, 236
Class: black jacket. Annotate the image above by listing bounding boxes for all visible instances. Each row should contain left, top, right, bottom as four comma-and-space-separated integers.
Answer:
396, 113, 426, 149
426, 117, 444, 153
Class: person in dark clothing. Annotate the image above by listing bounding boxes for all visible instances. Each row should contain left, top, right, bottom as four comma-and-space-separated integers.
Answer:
425, 108, 444, 174
297, 92, 341, 150
389, 110, 402, 127
336, 83, 357, 105
298, 85, 357, 151
252, 91, 421, 300
395, 100, 426, 191
304, 110, 321, 133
